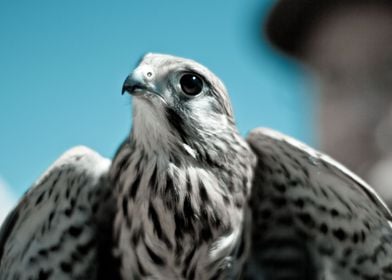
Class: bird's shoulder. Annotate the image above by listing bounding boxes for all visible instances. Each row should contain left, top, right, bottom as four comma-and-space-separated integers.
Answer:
0, 146, 112, 270
247, 127, 392, 221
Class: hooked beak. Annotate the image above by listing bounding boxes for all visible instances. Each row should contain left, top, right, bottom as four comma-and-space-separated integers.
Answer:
121, 74, 167, 105
122, 75, 148, 96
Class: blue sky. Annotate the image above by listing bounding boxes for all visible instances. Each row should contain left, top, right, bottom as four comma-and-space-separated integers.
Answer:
0, 0, 314, 197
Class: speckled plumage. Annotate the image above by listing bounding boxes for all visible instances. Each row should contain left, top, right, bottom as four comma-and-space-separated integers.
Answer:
111, 54, 255, 280
0, 147, 120, 280
245, 128, 392, 280
113, 53, 392, 280
3, 53, 392, 280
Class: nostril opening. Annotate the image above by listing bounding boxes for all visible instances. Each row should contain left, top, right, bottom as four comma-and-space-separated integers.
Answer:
131, 85, 145, 91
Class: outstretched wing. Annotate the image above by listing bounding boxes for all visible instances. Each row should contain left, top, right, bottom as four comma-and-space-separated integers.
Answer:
244, 128, 392, 280
0, 146, 119, 280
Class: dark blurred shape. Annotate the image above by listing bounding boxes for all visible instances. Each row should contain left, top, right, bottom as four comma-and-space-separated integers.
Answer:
265, 1, 392, 206
265, 0, 392, 59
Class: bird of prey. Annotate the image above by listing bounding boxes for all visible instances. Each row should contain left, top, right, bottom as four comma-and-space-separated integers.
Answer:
114, 53, 255, 280
114, 53, 392, 280
1, 53, 392, 280
0, 147, 121, 279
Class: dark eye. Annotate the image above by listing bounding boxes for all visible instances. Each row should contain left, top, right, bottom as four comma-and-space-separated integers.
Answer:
180, 73, 203, 96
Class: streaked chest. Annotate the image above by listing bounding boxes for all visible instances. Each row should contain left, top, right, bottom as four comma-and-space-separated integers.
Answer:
113, 149, 245, 279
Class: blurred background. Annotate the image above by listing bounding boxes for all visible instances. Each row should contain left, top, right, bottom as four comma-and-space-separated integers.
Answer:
1, 0, 391, 223
265, 0, 392, 207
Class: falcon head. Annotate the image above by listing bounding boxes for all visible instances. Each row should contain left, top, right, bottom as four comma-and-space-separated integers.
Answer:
122, 53, 240, 156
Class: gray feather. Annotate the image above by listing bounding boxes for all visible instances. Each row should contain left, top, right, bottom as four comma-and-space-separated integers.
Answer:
246, 127, 392, 280
0, 146, 120, 280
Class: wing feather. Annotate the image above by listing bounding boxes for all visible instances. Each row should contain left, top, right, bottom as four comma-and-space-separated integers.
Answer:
0, 146, 116, 279
248, 127, 392, 219
244, 127, 392, 280
0, 208, 19, 262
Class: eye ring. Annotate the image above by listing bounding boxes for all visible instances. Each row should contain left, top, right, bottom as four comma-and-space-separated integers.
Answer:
179, 73, 204, 96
